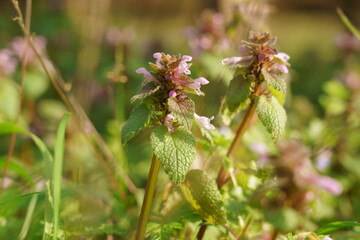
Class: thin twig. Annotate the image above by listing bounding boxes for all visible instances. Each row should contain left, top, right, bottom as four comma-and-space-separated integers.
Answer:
0, 0, 32, 200
10, 0, 137, 198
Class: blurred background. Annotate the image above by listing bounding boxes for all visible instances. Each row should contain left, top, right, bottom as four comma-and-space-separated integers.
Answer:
0, 0, 360, 239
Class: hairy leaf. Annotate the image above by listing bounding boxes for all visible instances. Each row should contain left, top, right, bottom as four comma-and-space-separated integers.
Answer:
181, 169, 227, 225
268, 85, 285, 105
151, 126, 196, 184
121, 103, 152, 144
167, 97, 195, 130
261, 68, 286, 94
255, 95, 287, 141
226, 74, 252, 112
147, 221, 183, 240
130, 82, 161, 103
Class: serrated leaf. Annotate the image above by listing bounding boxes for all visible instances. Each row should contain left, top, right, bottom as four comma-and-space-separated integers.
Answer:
255, 95, 287, 141
151, 126, 196, 184
181, 169, 227, 225
314, 221, 360, 235
167, 97, 195, 130
268, 85, 285, 105
147, 221, 183, 240
226, 74, 252, 112
121, 103, 152, 144
261, 68, 286, 94
131, 82, 161, 103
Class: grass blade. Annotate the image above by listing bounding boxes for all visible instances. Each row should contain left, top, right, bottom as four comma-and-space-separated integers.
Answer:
337, 8, 360, 40
18, 194, 38, 240
52, 113, 71, 240
315, 221, 360, 235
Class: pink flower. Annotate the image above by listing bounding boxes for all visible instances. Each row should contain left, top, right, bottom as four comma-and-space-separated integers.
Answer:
222, 55, 254, 68
194, 113, 215, 130
0, 49, 17, 76
164, 114, 175, 132
153, 52, 163, 67
11, 36, 47, 64
294, 160, 342, 195
136, 67, 158, 84
187, 77, 209, 95
169, 90, 177, 97
177, 55, 192, 75
274, 52, 290, 73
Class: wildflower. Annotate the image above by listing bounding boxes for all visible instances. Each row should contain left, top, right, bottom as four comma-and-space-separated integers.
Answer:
164, 114, 175, 132
0, 49, 17, 76
135, 67, 158, 84
194, 113, 215, 131
134, 52, 210, 132
222, 32, 290, 74
10, 36, 47, 64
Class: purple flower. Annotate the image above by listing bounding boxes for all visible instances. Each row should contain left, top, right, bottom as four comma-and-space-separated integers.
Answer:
169, 90, 177, 97
164, 114, 175, 132
194, 113, 215, 130
0, 49, 17, 76
177, 55, 192, 75
11, 36, 47, 64
187, 77, 209, 95
274, 52, 290, 73
294, 160, 342, 195
136, 67, 158, 84
222, 55, 254, 68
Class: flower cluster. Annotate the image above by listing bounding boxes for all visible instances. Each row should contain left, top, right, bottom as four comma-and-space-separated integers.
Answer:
135, 53, 214, 132
253, 140, 343, 211
184, 10, 229, 56
222, 31, 290, 75
0, 36, 47, 77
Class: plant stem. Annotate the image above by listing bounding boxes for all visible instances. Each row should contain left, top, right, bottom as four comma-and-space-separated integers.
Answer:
199, 84, 260, 240
216, 100, 256, 188
197, 224, 207, 240
136, 155, 161, 240
0, 0, 32, 200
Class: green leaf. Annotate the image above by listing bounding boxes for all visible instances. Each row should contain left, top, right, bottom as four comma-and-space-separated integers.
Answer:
226, 74, 252, 112
167, 97, 195, 130
150, 126, 196, 184
268, 85, 285, 105
121, 103, 152, 144
265, 207, 299, 232
130, 82, 161, 103
261, 67, 286, 94
314, 221, 360, 235
181, 169, 227, 225
147, 221, 183, 240
255, 95, 287, 141
52, 113, 71, 240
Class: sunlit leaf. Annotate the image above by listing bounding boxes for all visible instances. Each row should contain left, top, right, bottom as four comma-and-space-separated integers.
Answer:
150, 126, 195, 184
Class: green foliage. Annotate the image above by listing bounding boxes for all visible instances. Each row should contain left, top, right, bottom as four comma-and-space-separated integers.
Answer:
150, 126, 196, 184
131, 82, 161, 103
52, 113, 71, 240
181, 169, 227, 225
255, 95, 287, 141
121, 103, 152, 144
147, 221, 183, 240
265, 207, 299, 232
167, 97, 195, 130
225, 74, 252, 112
261, 67, 286, 94
314, 221, 360, 235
